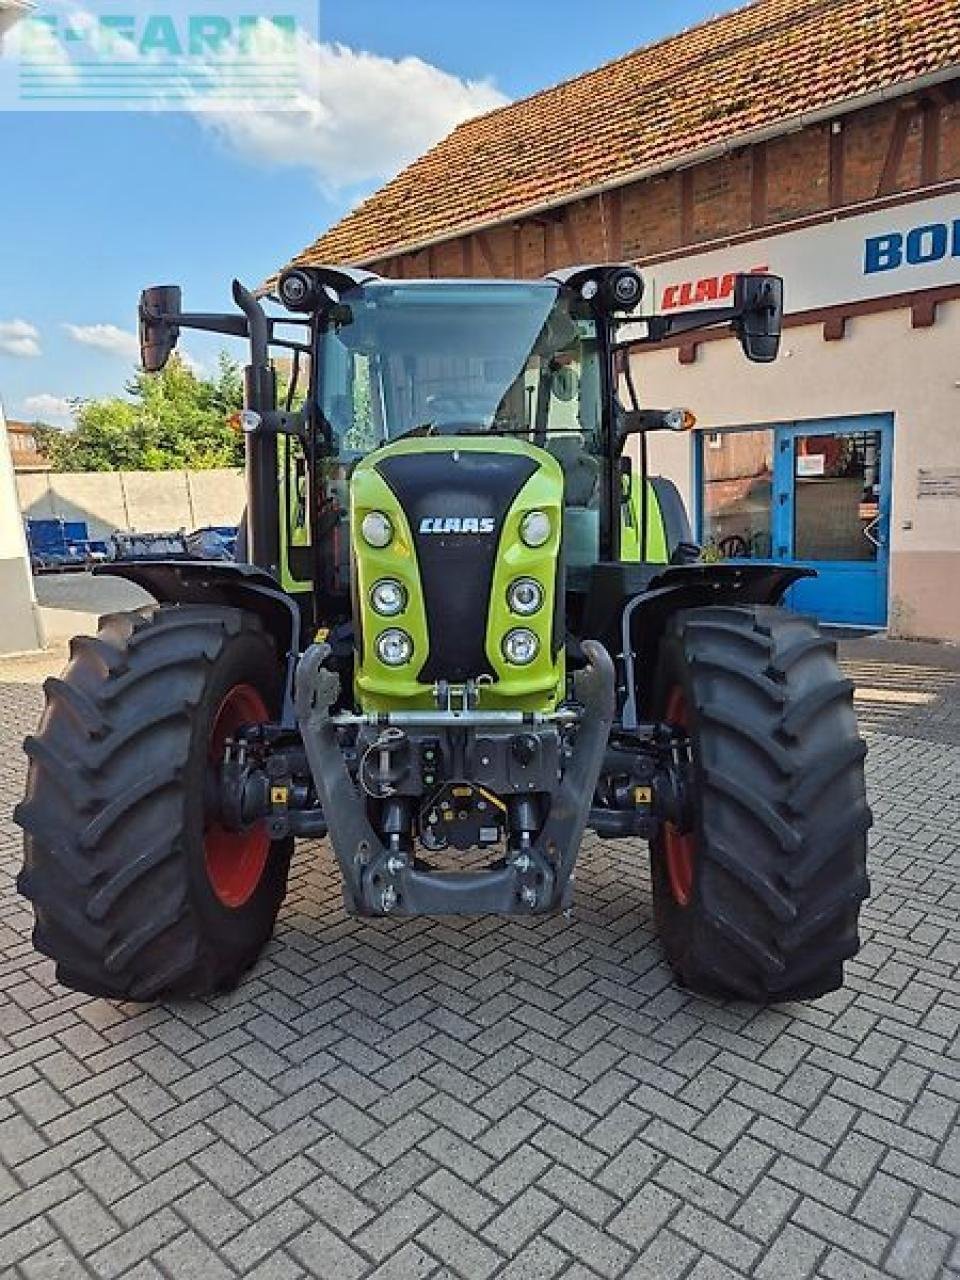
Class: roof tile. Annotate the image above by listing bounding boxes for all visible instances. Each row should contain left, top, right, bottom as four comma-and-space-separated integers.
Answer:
289, 0, 960, 268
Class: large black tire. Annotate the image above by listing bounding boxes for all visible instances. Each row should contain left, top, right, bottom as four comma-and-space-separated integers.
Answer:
648, 605, 871, 1002
16, 604, 294, 1001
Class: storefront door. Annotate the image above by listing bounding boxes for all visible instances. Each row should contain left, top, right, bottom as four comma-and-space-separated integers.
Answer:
698, 415, 892, 627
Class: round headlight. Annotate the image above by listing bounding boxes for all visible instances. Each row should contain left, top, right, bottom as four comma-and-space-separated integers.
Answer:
611, 268, 644, 309
507, 578, 543, 616
361, 511, 394, 549
370, 579, 406, 617
376, 629, 413, 666
502, 628, 540, 666
278, 269, 313, 310
520, 510, 551, 548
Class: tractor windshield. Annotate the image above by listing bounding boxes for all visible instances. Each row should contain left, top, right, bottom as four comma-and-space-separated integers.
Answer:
318, 281, 602, 457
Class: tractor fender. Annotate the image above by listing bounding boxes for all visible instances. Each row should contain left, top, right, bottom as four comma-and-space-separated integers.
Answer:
94, 560, 303, 723
618, 562, 814, 729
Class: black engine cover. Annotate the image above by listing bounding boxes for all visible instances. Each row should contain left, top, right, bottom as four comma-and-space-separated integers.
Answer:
376, 450, 538, 683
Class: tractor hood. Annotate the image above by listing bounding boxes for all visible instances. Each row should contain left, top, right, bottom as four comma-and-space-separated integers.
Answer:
350, 436, 565, 712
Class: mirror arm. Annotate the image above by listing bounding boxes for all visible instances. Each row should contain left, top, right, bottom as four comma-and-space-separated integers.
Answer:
639, 304, 741, 344
148, 311, 250, 340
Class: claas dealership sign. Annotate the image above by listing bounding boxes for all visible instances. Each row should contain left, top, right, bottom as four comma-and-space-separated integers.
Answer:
650, 191, 960, 315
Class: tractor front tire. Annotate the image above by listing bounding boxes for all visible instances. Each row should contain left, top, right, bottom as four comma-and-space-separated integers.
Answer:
649, 605, 871, 1002
16, 604, 293, 1001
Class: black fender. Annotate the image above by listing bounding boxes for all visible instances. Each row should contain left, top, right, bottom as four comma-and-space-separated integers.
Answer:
94, 560, 304, 724
618, 562, 814, 729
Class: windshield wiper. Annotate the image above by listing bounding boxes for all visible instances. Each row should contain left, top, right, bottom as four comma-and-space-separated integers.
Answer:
452, 424, 586, 437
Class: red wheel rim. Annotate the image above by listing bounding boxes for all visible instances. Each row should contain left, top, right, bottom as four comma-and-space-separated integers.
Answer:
663, 685, 696, 908
205, 683, 271, 908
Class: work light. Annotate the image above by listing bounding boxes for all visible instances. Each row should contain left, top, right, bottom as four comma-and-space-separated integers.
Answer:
610, 268, 644, 310
361, 511, 394, 549
507, 578, 543, 616
502, 628, 540, 666
371, 579, 407, 617
376, 629, 413, 666
277, 268, 322, 312
520, 511, 551, 548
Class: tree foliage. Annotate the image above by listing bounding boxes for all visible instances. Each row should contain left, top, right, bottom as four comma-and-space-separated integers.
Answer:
38, 355, 246, 472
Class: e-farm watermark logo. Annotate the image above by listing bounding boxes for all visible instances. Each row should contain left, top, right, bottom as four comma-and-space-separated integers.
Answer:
0, 0, 317, 110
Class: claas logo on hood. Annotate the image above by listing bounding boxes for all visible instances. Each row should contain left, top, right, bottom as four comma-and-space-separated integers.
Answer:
419, 517, 496, 535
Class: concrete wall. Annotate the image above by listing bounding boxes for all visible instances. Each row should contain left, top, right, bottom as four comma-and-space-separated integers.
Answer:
16, 468, 246, 540
0, 406, 44, 653
633, 300, 960, 642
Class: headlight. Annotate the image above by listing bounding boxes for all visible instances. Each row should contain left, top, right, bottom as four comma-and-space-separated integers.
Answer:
376, 629, 413, 666
361, 511, 393, 548
370, 579, 407, 617
507, 578, 543, 616
520, 510, 551, 548
502, 628, 540, 666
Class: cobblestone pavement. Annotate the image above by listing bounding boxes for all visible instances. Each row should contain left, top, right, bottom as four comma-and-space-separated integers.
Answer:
1, 637, 958, 1280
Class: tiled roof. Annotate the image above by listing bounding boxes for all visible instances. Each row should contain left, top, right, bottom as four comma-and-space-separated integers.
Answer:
288, 0, 960, 269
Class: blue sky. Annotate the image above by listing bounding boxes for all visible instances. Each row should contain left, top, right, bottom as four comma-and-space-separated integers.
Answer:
0, 0, 726, 424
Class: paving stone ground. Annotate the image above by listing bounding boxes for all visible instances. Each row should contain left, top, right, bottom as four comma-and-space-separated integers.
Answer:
1, 633, 958, 1279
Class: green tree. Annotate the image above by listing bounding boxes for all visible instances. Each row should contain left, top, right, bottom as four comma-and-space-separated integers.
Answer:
41, 354, 246, 472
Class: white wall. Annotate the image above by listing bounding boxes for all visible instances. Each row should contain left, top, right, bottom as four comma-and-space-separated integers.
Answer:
16, 467, 247, 541
631, 301, 960, 640
0, 405, 44, 653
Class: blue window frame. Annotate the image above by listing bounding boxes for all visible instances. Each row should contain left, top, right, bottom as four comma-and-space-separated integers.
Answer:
695, 415, 893, 627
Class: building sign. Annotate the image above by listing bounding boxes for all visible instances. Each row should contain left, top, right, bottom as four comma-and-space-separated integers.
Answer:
645, 192, 960, 316
917, 468, 960, 499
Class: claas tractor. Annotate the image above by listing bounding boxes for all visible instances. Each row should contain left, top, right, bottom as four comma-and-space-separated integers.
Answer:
16, 263, 871, 1003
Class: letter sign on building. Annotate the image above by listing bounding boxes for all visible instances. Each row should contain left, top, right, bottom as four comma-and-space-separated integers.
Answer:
649, 193, 960, 316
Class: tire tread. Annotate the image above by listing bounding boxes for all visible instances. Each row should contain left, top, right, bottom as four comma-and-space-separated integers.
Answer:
17, 603, 291, 1001
650, 604, 871, 1003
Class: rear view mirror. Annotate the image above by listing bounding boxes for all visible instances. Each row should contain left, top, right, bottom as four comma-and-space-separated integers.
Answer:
139, 285, 182, 373
734, 273, 783, 363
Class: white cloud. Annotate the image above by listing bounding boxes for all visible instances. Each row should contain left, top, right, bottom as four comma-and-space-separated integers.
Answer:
196, 38, 507, 189
64, 323, 139, 361
20, 393, 75, 426
178, 349, 206, 377
0, 319, 41, 358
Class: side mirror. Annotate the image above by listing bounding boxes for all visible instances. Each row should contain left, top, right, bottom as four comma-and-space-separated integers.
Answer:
139, 285, 182, 373
734, 273, 783, 363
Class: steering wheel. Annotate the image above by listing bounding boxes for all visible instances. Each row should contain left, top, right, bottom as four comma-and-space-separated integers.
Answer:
718, 534, 750, 559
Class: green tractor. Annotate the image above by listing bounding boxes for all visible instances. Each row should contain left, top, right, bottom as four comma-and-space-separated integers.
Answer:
16, 264, 871, 1003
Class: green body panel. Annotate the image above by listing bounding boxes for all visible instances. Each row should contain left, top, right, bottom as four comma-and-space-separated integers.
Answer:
620, 472, 669, 564
351, 437, 565, 713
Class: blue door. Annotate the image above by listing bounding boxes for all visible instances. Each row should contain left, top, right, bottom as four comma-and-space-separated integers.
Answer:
697, 415, 892, 627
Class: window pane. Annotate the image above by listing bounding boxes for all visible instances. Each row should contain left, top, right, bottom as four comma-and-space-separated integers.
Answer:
793, 432, 880, 562
702, 429, 774, 559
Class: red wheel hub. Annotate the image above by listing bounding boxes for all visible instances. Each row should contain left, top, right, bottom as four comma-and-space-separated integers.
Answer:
205, 683, 271, 908
662, 685, 696, 908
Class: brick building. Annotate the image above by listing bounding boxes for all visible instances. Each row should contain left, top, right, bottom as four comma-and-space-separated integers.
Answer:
5, 421, 50, 472
288, 0, 960, 640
